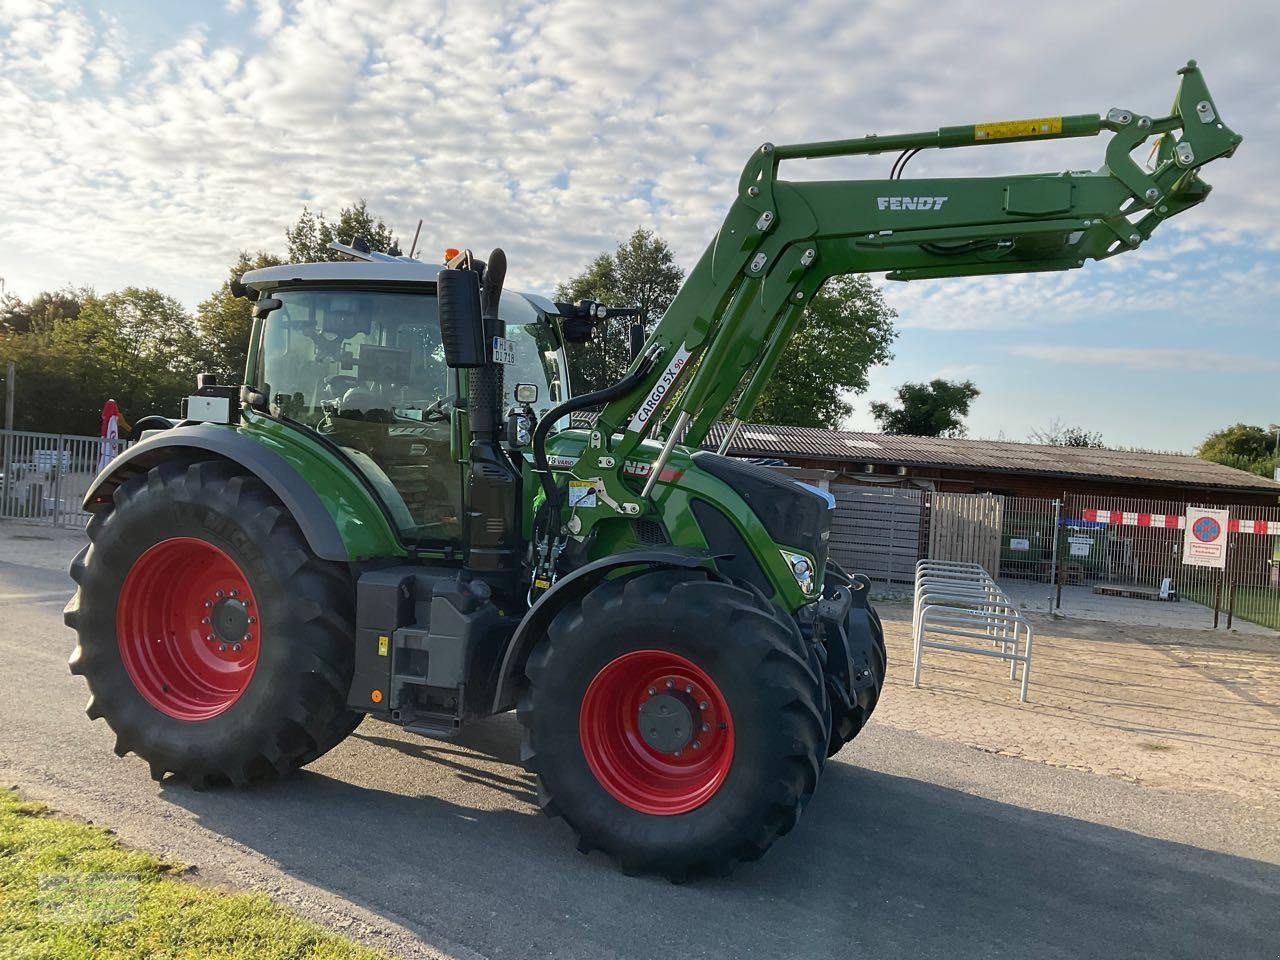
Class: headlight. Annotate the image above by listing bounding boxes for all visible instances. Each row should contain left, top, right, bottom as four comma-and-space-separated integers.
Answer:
781, 551, 816, 593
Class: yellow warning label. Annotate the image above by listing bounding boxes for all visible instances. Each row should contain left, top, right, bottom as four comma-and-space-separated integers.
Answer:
534, 577, 551, 589
975, 116, 1063, 141
377, 635, 389, 656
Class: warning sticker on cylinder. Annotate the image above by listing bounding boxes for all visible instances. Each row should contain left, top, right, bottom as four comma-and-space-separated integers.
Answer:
975, 116, 1063, 140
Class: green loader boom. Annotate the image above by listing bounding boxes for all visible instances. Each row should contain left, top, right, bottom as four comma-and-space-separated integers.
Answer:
559, 60, 1239, 541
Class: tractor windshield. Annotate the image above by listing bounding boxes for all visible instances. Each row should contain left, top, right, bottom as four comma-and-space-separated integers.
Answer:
256, 287, 564, 545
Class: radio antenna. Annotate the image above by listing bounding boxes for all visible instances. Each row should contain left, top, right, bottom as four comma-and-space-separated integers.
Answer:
408, 219, 423, 259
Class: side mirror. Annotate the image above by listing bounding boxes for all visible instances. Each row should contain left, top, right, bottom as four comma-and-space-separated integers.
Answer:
514, 382, 538, 404
437, 268, 486, 368
252, 297, 282, 319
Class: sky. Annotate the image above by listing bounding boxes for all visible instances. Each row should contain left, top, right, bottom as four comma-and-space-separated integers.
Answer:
0, 0, 1276, 452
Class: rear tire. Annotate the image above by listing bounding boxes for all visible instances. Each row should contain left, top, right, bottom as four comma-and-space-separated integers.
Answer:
518, 568, 827, 880
66, 459, 362, 787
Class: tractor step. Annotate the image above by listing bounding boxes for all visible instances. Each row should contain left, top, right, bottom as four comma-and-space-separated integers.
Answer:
403, 713, 462, 740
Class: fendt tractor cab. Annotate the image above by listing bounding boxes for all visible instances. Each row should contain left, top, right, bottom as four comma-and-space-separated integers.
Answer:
67, 63, 1239, 879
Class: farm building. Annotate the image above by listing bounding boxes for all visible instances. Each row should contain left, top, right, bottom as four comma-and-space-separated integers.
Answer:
705, 423, 1280, 624
705, 422, 1280, 506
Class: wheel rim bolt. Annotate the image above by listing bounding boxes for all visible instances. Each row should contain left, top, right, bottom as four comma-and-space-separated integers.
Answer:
666, 679, 674, 689
204, 601, 213, 608
206, 634, 216, 642
685, 685, 693, 694
242, 634, 251, 642
218, 643, 227, 652
248, 617, 257, 625
701, 723, 710, 732
230, 590, 238, 598
699, 700, 708, 710
692, 740, 701, 750
232, 643, 242, 652
201, 617, 210, 625
215, 590, 224, 599
647, 687, 656, 696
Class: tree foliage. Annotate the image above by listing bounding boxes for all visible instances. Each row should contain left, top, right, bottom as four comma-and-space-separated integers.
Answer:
751, 275, 896, 428
0, 287, 83, 336
1029, 418, 1105, 448
285, 199, 400, 262
557, 228, 684, 393
1197, 423, 1278, 477
870, 378, 980, 437
557, 231, 897, 429
0, 288, 202, 434
196, 251, 284, 382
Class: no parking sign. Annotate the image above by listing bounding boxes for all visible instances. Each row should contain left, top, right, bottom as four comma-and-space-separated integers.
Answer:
1182, 507, 1230, 568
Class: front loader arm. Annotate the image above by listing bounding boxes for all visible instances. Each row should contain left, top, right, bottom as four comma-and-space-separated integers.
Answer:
559, 60, 1240, 536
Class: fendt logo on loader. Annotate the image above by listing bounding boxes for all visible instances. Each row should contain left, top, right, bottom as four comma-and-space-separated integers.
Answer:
877, 196, 949, 211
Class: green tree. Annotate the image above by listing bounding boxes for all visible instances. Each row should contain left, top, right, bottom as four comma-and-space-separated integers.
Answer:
1029, 418, 1105, 447
557, 228, 684, 393
0, 288, 201, 435
196, 251, 284, 382
0, 287, 84, 335
751, 275, 896, 428
1197, 423, 1278, 477
285, 199, 400, 263
870, 378, 981, 437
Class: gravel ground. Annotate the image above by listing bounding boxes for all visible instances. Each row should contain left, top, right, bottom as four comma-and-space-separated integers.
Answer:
879, 601, 1280, 808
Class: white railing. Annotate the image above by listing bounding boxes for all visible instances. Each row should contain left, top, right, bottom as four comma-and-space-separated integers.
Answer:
0, 429, 129, 528
912, 559, 1035, 702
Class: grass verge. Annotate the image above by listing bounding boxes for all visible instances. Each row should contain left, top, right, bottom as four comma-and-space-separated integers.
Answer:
0, 788, 389, 959
1183, 583, 1280, 632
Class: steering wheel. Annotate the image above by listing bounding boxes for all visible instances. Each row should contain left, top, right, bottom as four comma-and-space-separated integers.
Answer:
418, 396, 452, 421
322, 375, 359, 399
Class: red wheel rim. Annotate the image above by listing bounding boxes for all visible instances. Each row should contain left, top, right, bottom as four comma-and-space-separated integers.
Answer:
579, 650, 734, 815
116, 537, 261, 721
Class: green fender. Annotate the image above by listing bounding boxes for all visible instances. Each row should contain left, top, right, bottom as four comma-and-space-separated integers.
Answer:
83, 416, 405, 563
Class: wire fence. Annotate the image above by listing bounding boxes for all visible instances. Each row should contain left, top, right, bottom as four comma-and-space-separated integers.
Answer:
1060, 493, 1280, 631
0, 429, 129, 528
830, 481, 1279, 632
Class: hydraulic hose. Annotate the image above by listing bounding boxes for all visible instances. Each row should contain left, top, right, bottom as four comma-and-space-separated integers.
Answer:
531, 354, 656, 520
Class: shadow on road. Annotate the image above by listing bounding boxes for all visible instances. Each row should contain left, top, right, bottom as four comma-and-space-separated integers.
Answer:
162, 716, 1280, 960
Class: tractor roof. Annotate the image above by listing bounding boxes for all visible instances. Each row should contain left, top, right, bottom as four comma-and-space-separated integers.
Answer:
241, 258, 562, 320
242, 258, 442, 291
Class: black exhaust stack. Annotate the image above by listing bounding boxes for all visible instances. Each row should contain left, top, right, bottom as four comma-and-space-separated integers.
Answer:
464, 248, 521, 577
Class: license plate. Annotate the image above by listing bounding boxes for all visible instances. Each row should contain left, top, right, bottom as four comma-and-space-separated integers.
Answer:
491, 336, 517, 365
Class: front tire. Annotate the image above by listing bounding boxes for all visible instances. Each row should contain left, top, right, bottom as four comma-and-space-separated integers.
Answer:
66, 459, 362, 787
518, 569, 827, 880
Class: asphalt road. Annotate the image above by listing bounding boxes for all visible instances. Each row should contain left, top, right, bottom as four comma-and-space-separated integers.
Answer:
2, 548, 1278, 960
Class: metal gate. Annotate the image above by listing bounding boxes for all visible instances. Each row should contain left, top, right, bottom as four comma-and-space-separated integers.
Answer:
829, 484, 924, 584
998, 496, 1061, 583
928, 491, 1004, 574
0, 429, 124, 528
1060, 493, 1280, 631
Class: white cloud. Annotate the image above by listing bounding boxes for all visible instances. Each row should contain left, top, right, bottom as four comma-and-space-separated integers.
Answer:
0, 0, 1274, 318
1008, 344, 1280, 373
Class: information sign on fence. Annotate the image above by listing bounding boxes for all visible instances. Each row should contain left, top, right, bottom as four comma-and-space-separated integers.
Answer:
1182, 507, 1230, 569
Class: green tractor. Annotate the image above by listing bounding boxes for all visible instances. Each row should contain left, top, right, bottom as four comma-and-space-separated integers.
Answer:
67, 63, 1238, 878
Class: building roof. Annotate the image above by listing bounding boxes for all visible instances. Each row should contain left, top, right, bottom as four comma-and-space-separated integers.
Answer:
704, 422, 1280, 495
